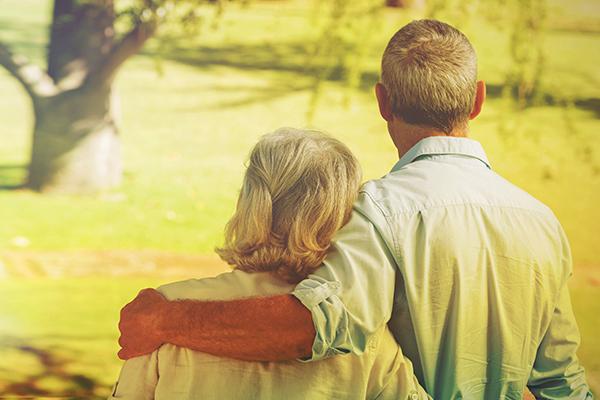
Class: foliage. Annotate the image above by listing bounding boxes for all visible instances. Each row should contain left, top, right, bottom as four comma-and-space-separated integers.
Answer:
427, 0, 549, 107
305, 0, 384, 120
505, 0, 547, 107
307, 0, 551, 112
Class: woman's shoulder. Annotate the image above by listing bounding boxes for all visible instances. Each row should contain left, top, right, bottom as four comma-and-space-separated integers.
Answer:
157, 269, 294, 301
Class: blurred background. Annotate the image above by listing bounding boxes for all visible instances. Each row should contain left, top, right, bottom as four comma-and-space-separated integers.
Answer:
0, 0, 598, 397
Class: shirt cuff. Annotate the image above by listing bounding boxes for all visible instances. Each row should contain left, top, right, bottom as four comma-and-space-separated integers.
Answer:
293, 277, 341, 308
292, 276, 352, 362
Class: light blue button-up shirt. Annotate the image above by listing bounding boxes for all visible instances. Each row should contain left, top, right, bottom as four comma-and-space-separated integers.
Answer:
293, 137, 592, 399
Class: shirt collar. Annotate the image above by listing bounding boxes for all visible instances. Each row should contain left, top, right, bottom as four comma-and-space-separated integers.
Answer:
390, 136, 491, 172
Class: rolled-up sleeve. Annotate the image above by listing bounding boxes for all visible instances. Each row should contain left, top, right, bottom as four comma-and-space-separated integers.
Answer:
293, 192, 397, 361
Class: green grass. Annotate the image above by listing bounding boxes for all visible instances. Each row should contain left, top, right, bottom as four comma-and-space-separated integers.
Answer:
0, 0, 599, 397
0, 277, 163, 397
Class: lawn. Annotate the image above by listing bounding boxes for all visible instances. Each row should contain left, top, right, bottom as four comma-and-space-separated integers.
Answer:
0, 0, 599, 397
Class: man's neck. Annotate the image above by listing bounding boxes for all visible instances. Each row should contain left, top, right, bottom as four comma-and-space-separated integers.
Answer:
392, 123, 468, 159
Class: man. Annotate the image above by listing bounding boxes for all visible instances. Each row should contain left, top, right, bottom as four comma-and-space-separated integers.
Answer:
118, 20, 592, 399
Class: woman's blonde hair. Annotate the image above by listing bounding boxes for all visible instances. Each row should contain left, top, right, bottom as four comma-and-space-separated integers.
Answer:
216, 127, 362, 283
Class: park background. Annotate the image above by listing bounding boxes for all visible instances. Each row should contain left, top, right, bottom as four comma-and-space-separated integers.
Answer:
0, 0, 598, 397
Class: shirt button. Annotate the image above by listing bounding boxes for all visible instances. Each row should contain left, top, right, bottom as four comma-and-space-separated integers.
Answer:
410, 392, 419, 400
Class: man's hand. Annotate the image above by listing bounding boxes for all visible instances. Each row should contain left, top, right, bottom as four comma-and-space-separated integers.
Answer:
118, 288, 168, 360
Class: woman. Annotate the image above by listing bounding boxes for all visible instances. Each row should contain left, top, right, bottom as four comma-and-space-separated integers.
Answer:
109, 128, 429, 400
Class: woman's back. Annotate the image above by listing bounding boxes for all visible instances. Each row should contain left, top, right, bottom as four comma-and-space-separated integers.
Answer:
111, 269, 427, 400
110, 130, 429, 399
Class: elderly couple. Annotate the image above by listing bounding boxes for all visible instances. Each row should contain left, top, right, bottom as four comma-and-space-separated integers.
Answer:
110, 20, 592, 399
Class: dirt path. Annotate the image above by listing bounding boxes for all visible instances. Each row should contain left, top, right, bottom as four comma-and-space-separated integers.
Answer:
2, 250, 597, 285
0, 250, 230, 279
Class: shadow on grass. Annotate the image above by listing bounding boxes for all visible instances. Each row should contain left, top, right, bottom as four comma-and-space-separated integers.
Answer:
0, 164, 27, 190
0, 342, 106, 398
148, 42, 600, 118
2, 26, 599, 117
575, 98, 600, 119
485, 84, 600, 118
2, 12, 599, 118
144, 41, 381, 88
174, 77, 315, 111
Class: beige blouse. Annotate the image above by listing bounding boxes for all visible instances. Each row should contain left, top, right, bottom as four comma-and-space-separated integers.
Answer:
109, 269, 429, 400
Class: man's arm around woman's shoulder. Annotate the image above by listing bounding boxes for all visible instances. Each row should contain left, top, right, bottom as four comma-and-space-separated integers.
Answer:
118, 194, 398, 363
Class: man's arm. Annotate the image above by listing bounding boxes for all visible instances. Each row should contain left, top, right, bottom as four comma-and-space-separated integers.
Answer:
290, 196, 398, 361
118, 289, 314, 361
119, 193, 397, 362
527, 223, 592, 399
526, 284, 592, 399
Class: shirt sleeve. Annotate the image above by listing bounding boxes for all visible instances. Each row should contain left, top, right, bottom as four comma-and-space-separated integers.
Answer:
527, 225, 592, 399
292, 192, 398, 362
108, 352, 159, 400
527, 284, 592, 399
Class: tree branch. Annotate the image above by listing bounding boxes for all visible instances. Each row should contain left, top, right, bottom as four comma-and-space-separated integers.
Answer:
89, 20, 157, 85
0, 41, 57, 99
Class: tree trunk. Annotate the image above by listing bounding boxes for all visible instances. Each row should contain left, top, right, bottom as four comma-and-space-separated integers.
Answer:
26, 0, 121, 193
0, 1, 153, 193
386, 0, 425, 9
27, 85, 122, 193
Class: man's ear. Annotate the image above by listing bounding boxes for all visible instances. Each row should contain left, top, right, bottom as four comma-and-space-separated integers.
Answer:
375, 83, 394, 122
469, 80, 486, 120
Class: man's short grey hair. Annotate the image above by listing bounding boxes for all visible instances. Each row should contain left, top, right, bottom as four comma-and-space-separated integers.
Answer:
381, 19, 477, 134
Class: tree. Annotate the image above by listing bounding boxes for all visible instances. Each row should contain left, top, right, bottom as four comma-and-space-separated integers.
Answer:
0, 0, 216, 193
0, 0, 549, 193
0, 1, 154, 193
386, 0, 425, 9
425, 0, 548, 107
0, 0, 381, 194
